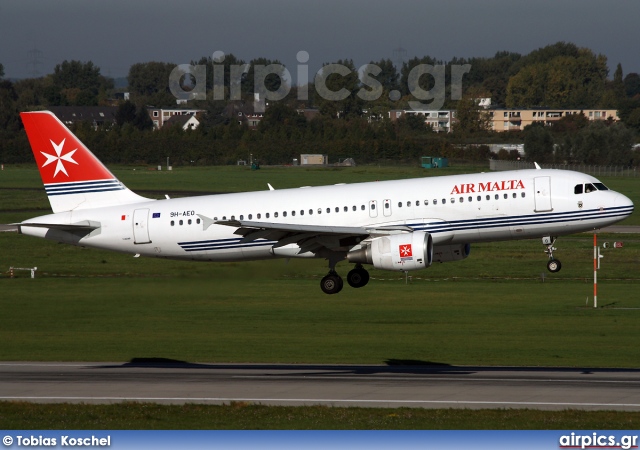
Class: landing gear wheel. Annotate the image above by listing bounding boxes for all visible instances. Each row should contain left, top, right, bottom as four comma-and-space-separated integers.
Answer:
347, 267, 370, 288
320, 273, 344, 294
547, 259, 562, 273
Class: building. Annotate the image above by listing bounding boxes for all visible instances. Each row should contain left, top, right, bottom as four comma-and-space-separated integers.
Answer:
388, 110, 455, 133
164, 114, 201, 131
487, 108, 619, 132
48, 106, 117, 129
147, 108, 204, 129
223, 102, 264, 129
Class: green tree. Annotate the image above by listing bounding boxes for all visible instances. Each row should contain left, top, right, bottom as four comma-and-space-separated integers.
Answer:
128, 62, 176, 106
134, 105, 154, 131
51, 60, 113, 106
624, 73, 640, 98
0, 63, 4, 79
454, 88, 491, 135
115, 100, 137, 126
506, 45, 608, 108
524, 124, 554, 163
315, 59, 363, 119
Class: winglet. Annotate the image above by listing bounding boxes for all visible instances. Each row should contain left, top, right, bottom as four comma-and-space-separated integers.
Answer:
268, 183, 275, 191
534, 162, 542, 170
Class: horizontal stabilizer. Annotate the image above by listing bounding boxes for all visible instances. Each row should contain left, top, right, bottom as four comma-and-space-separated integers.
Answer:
14, 220, 101, 232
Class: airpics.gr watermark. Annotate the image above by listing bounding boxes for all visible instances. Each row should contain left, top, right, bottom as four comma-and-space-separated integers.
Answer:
169, 50, 471, 112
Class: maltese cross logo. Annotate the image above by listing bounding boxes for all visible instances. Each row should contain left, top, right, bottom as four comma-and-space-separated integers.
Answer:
41, 139, 78, 177
399, 244, 412, 258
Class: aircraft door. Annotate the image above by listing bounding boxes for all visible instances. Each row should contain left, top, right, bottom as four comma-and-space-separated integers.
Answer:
534, 176, 553, 212
369, 200, 378, 218
383, 199, 392, 217
133, 208, 152, 244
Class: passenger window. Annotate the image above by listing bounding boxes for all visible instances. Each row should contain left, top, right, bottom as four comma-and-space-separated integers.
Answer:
407, 201, 411, 207
352, 206, 356, 211
503, 194, 508, 199
361, 205, 365, 210
179, 220, 183, 225
433, 199, 438, 205
196, 218, 201, 224
335, 207, 339, 213
486, 195, 490, 201
442, 199, 446, 204
521, 192, 525, 198
248, 214, 252, 220
371, 204, 376, 210
451, 198, 455, 203
326, 208, 330, 213
459, 197, 464, 203
257, 213, 261, 219
398, 202, 402, 208
512, 193, 516, 198
171, 220, 175, 226
468, 196, 473, 202
344, 206, 348, 212
188, 219, 192, 225
416, 200, 419, 206
309, 209, 313, 215
283, 211, 287, 217
300, 210, 304, 216
274, 212, 278, 218
292, 211, 295, 216
495, 194, 499, 200
318, 208, 322, 214
240, 215, 244, 220
266, 213, 270, 218
231, 216, 235, 220
424, 200, 429, 205
477, 196, 481, 201
574, 184, 583, 194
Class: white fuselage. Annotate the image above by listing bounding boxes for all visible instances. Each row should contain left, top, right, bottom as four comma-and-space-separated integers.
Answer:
21, 169, 634, 263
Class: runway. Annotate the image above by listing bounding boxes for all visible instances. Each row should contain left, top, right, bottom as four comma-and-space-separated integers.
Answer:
2, 362, 640, 410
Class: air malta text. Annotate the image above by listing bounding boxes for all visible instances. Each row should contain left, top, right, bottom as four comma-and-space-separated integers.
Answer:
450, 179, 525, 195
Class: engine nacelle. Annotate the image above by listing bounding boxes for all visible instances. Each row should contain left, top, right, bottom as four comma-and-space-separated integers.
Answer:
433, 243, 471, 263
347, 231, 433, 271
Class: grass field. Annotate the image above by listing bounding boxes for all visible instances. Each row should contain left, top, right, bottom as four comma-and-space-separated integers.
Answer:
1, 163, 639, 429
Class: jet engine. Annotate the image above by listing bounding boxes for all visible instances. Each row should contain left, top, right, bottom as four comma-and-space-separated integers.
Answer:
433, 243, 471, 263
347, 231, 433, 271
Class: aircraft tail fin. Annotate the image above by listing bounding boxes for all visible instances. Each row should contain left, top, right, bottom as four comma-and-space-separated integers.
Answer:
20, 111, 151, 213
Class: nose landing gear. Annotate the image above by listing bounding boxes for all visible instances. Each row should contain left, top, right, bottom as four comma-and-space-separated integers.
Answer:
543, 236, 562, 273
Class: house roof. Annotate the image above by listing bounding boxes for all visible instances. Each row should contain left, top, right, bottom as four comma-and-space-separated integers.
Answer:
48, 106, 118, 124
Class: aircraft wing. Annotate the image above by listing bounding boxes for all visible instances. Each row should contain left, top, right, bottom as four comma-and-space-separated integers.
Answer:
210, 217, 414, 254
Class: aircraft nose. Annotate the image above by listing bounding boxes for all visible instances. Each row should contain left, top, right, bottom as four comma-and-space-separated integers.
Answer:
615, 193, 634, 216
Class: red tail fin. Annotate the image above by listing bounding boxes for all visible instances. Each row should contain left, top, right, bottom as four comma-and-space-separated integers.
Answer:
21, 111, 150, 212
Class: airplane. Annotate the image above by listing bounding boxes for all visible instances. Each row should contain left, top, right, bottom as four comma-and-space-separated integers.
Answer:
1, 110, 634, 294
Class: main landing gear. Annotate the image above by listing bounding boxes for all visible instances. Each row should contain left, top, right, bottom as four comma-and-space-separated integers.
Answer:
320, 263, 370, 295
542, 236, 562, 273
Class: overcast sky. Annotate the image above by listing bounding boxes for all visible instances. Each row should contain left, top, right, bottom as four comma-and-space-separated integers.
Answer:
1, 0, 639, 82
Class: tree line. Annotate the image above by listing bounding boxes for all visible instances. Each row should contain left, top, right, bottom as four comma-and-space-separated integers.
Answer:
1, 42, 639, 167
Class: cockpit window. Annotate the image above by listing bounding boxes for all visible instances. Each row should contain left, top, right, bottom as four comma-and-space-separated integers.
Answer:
594, 182, 609, 191
585, 183, 596, 193
574, 184, 583, 194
